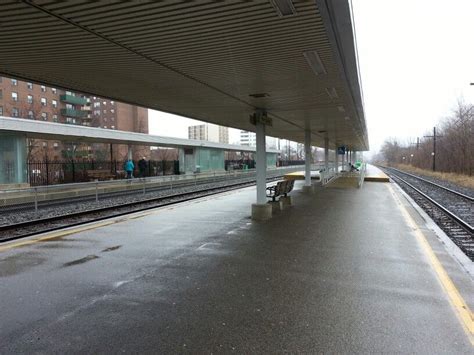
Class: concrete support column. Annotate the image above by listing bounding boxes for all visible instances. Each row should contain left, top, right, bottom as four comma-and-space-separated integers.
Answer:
127, 145, 133, 160
256, 121, 266, 204
324, 134, 329, 174
251, 120, 272, 221
304, 129, 311, 187
334, 144, 338, 174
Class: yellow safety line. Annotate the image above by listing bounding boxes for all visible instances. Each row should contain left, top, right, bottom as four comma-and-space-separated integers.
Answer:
0, 207, 167, 252
387, 184, 474, 344
0, 187, 245, 252
0, 220, 115, 252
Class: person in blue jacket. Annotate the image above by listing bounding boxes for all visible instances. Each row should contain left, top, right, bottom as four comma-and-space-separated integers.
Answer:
124, 159, 135, 179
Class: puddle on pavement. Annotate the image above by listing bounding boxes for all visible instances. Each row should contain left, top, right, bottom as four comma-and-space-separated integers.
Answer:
63, 254, 99, 267
101, 245, 122, 252
0, 252, 46, 277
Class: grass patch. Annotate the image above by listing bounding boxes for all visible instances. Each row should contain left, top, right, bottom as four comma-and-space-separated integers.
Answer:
395, 164, 474, 190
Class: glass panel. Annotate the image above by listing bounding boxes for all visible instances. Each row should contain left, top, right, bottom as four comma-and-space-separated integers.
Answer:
0, 133, 27, 184
266, 153, 276, 167
197, 148, 224, 171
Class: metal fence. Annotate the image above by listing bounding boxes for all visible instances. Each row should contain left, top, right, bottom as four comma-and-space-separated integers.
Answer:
27, 159, 180, 186
25, 159, 307, 186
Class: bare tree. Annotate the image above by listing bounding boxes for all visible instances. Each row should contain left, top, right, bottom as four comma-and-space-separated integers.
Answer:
16, 100, 45, 161
378, 99, 474, 176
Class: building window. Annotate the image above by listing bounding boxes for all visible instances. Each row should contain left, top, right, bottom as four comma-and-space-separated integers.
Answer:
41, 112, 48, 121
11, 78, 17, 86
104, 117, 107, 122
52, 114, 58, 122
102, 101, 107, 105
51, 88, 57, 94
103, 125, 107, 129
111, 125, 115, 129
103, 109, 107, 114
94, 110, 100, 116
110, 109, 115, 114
93, 102, 100, 108
110, 101, 115, 105
27, 95, 33, 104
12, 108, 19, 117
53, 142, 59, 148
41, 85, 46, 92
66, 103, 73, 109
0, 106, 3, 115
28, 110, 34, 119
41, 97, 47, 106
11, 92, 18, 102
111, 117, 115, 121
52, 99, 57, 108
0, 89, 2, 99
42, 142, 47, 147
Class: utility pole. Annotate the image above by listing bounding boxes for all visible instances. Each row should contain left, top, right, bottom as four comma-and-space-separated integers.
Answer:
424, 127, 442, 172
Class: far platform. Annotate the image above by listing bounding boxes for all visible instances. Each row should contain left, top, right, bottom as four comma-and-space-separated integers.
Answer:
0, 179, 472, 352
284, 170, 321, 180
364, 164, 390, 182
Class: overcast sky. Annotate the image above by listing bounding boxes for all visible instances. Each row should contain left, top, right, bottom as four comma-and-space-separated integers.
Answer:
149, 0, 474, 155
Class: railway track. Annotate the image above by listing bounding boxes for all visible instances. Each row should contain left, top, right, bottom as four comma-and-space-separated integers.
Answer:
381, 167, 474, 260
0, 173, 253, 214
0, 174, 287, 244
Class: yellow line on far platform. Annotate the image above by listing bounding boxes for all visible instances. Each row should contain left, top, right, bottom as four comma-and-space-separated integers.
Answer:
387, 184, 474, 345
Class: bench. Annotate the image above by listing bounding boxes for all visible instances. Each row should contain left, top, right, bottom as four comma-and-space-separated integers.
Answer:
266, 179, 295, 201
86, 169, 115, 181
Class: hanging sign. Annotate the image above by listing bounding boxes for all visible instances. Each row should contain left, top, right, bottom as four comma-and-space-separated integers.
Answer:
337, 146, 346, 155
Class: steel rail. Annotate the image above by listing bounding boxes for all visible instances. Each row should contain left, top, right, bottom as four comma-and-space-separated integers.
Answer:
385, 170, 473, 234
386, 167, 474, 202
0, 173, 248, 214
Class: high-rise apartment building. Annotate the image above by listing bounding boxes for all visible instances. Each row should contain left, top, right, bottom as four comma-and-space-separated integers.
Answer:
0, 76, 148, 160
240, 130, 277, 149
240, 130, 256, 147
188, 123, 229, 144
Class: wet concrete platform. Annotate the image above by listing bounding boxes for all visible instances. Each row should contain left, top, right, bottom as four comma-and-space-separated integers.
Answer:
0, 180, 473, 352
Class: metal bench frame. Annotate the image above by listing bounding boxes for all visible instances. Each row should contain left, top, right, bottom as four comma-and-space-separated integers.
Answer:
266, 179, 295, 202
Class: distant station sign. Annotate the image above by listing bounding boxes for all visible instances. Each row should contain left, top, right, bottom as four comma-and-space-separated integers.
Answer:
337, 146, 346, 155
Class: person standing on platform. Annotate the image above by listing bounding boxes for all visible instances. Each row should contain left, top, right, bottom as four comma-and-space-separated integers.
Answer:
138, 157, 148, 178
124, 159, 135, 179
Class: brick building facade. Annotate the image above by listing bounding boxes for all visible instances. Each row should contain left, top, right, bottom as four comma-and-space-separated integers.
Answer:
0, 76, 148, 161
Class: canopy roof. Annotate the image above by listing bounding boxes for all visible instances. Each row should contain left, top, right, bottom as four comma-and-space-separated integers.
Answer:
0, 117, 279, 153
0, 0, 368, 151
